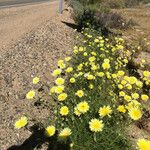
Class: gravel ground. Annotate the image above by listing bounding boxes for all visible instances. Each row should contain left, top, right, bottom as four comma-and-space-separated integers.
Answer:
0, 7, 77, 150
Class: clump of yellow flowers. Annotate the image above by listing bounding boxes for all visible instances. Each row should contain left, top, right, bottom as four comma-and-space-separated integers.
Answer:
15, 28, 150, 150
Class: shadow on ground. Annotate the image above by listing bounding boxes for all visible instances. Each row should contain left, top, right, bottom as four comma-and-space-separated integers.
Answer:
61, 21, 122, 37
61, 21, 79, 30
7, 124, 70, 150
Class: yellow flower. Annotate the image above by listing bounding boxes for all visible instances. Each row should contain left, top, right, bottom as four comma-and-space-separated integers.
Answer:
77, 101, 89, 113
102, 62, 110, 70
104, 59, 110, 63
52, 69, 62, 76
89, 84, 94, 89
66, 67, 73, 73
70, 77, 76, 83
117, 105, 126, 113
99, 106, 112, 117
49, 86, 56, 94
116, 45, 124, 50
129, 76, 137, 84
131, 93, 139, 100
55, 78, 65, 85
119, 91, 125, 97
74, 49, 78, 54
131, 100, 141, 107
100, 43, 104, 47
79, 46, 85, 52
65, 57, 71, 62
121, 80, 127, 85
124, 95, 131, 101
94, 39, 99, 43
112, 74, 117, 79
74, 107, 81, 116
85, 62, 88, 66
97, 72, 104, 77
117, 70, 125, 76
89, 56, 96, 62
141, 94, 149, 101
145, 80, 150, 86
58, 93, 67, 101
14, 116, 28, 129
124, 76, 130, 81
77, 64, 83, 70
58, 59, 64, 65
99, 36, 103, 40
126, 84, 132, 90
55, 85, 64, 94
137, 139, 150, 150
128, 107, 142, 120
32, 77, 40, 84
59, 63, 66, 69
100, 41, 105, 45
143, 71, 150, 77
118, 84, 123, 89
83, 52, 88, 56
58, 60, 66, 69
123, 59, 128, 64
75, 90, 84, 98
126, 101, 140, 110
59, 128, 71, 137
91, 51, 97, 56
46, 126, 56, 137
26, 90, 35, 99
60, 106, 69, 116
106, 72, 111, 79
141, 59, 145, 63
73, 46, 78, 51
91, 65, 98, 70
136, 81, 143, 88
89, 119, 104, 132
87, 74, 95, 80
70, 143, 74, 148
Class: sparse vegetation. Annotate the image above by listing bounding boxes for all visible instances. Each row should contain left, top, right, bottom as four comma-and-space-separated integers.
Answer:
67, 0, 140, 31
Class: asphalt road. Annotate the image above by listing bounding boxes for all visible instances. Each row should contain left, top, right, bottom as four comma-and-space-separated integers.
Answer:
0, 0, 55, 8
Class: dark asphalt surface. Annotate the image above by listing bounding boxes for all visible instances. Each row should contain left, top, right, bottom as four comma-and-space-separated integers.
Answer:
0, 0, 55, 7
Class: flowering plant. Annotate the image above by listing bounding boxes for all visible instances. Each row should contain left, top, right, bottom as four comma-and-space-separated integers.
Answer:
15, 27, 150, 150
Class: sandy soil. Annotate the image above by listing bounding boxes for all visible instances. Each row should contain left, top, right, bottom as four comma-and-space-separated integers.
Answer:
0, 2, 77, 150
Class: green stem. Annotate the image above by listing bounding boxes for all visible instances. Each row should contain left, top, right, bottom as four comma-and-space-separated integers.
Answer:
94, 133, 97, 142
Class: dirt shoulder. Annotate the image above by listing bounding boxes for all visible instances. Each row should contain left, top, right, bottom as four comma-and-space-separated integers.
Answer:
0, 3, 77, 150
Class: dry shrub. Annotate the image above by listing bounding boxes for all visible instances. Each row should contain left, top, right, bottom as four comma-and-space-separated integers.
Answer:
94, 12, 127, 29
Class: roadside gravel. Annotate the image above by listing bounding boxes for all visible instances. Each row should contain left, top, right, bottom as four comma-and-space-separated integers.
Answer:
0, 8, 77, 150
